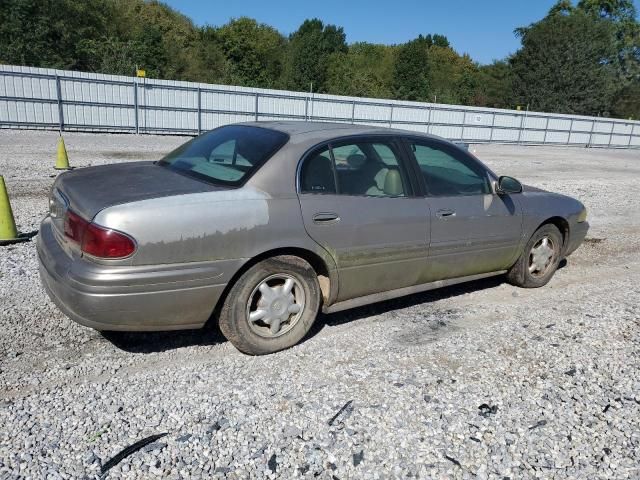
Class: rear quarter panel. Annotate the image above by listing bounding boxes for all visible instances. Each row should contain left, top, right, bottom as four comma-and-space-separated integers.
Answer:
93, 187, 324, 263
91, 186, 337, 294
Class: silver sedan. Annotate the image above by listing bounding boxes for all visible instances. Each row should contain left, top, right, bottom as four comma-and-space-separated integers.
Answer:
38, 122, 589, 354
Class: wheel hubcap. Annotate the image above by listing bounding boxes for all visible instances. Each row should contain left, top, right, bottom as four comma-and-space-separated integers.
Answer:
529, 236, 556, 277
246, 274, 305, 338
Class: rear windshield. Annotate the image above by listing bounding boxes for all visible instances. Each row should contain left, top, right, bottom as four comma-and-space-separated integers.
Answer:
158, 125, 289, 186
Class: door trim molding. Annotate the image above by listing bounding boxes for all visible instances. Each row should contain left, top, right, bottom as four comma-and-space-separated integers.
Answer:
323, 270, 506, 314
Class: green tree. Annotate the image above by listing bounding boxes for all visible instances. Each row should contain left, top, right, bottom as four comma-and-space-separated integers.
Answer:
110, 0, 202, 80
188, 26, 229, 85
455, 55, 480, 105
426, 45, 479, 104
217, 17, 286, 88
75, 24, 168, 77
474, 60, 514, 108
611, 81, 640, 118
392, 35, 430, 101
285, 19, 347, 92
432, 34, 450, 48
325, 43, 395, 98
577, 0, 639, 90
0, 0, 112, 69
511, 8, 618, 115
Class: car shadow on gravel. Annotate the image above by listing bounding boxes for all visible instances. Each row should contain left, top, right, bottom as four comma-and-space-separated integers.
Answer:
102, 272, 534, 354
101, 324, 226, 354
311, 275, 506, 334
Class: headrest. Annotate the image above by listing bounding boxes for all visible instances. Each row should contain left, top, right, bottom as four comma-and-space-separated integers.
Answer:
383, 169, 403, 196
303, 154, 335, 193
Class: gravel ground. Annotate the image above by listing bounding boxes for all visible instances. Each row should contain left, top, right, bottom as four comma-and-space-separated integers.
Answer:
1, 129, 639, 479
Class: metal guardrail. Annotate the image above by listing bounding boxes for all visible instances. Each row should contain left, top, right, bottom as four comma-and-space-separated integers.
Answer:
0, 67, 638, 148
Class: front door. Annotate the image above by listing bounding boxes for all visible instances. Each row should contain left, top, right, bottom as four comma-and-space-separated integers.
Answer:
297, 138, 430, 301
404, 138, 522, 281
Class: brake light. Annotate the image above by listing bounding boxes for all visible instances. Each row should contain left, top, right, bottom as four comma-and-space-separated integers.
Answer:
64, 210, 88, 243
82, 223, 136, 258
63, 210, 136, 258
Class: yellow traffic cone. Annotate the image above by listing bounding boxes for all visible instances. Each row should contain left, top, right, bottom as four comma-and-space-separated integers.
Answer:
55, 136, 71, 170
0, 175, 20, 245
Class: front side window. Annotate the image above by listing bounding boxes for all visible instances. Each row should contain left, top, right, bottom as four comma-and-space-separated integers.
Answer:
409, 141, 490, 196
159, 125, 288, 186
300, 140, 409, 197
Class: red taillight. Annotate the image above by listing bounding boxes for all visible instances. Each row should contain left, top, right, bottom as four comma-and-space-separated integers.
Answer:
82, 223, 136, 258
63, 210, 136, 259
64, 210, 89, 243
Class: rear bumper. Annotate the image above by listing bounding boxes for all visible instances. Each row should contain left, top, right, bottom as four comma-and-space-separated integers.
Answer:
37, 217, 242, 331
565, 221, 589, 257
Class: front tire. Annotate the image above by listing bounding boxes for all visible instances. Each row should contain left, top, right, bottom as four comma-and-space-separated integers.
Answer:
219, 255, 321, 355
507, 224, 562, 288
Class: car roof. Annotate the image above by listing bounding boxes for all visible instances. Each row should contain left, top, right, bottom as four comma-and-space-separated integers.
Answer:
239, 121, 491, 194
235, 120, 445, 143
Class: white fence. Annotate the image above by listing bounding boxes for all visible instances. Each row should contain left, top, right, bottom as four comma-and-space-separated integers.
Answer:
1, 65, 638, 148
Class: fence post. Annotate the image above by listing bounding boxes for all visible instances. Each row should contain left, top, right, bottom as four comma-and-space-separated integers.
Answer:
542, 117, 550, 145
489, 112, 496, 142
55, 75, 64, 133
608, 122, 614, 147
197, 87, 202, 135
566, 119, 573, 145
388, 105, 393, 127
351, 101, 356, 124
587, 119, 595, 148
516, 113, 524, 144
627, 124, 633, 148
461, 112, 466, 142
133, 79, 139, 135
426, 106, 432, 134
304, 97, 309, 121
254, 93, 259, 122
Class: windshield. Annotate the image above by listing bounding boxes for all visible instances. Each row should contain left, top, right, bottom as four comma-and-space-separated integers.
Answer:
158, 125, 289, 186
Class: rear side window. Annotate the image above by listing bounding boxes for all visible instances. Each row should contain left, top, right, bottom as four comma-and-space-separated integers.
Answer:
300, 140, 410, 197
159, 125, 288, 186
409, 141, 490, 196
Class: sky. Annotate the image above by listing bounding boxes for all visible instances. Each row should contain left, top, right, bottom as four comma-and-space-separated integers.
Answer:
161, 0, 594, 64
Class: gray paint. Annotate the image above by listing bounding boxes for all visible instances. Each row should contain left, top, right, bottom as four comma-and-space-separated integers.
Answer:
298, 194, 430, 301
425, 193, 522, 281
56, 161, 222, 220
38, 121, 589, 331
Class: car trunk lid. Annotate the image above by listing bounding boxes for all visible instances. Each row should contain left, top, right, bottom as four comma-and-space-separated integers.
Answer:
52, 161, 226, 221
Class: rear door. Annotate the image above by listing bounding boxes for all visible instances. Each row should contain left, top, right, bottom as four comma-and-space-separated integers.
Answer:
297, 136, 430, 301
402, 137, 522, 281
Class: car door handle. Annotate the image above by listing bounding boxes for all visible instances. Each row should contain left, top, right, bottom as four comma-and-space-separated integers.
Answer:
312, 212, 340, 224
436, 209, 456, 218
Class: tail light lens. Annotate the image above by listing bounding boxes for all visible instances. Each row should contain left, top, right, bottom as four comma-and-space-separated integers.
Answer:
63, 210, 136, 259
82, 223, 136, 258
63, 210, 88, 243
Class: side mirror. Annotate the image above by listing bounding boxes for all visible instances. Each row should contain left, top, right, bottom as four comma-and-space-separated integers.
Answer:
496, 176, 523, 195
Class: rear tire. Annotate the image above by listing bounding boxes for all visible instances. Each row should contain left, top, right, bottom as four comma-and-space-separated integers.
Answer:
507, 224, 562, 288
219, 255, 320, 355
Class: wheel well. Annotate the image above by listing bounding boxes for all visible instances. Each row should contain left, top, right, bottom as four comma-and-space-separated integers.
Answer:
209, 247, 332, 324
540, 216, 569, 248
